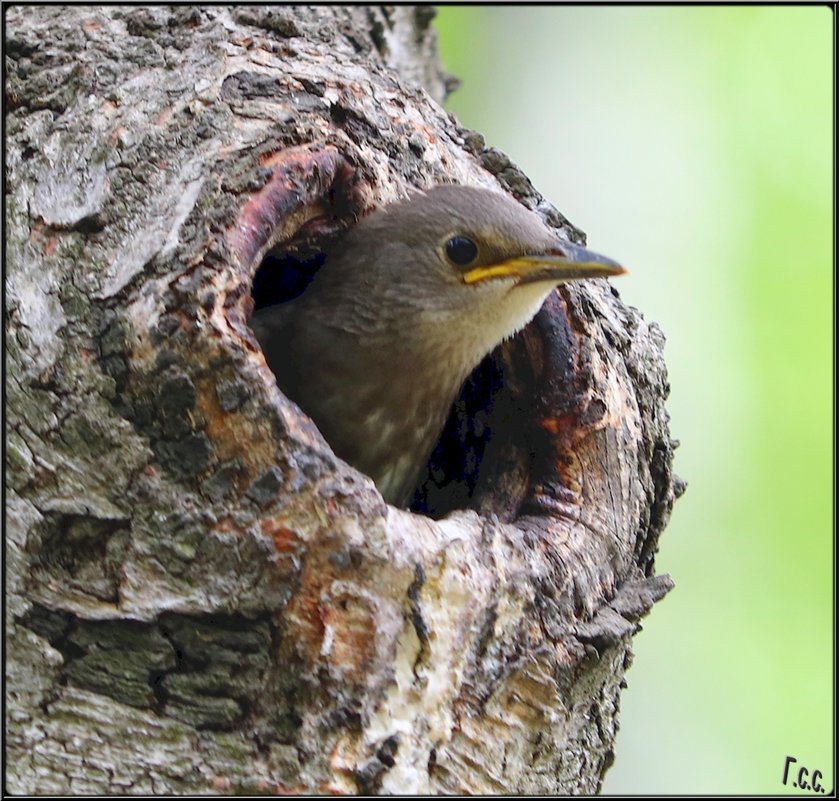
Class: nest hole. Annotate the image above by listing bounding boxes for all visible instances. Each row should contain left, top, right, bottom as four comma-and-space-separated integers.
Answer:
251, 240, 525, 521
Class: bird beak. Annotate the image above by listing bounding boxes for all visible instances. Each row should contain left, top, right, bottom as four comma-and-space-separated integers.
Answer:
462, 240, 627, 286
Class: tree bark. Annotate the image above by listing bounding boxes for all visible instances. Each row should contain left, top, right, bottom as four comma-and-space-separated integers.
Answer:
5, 5, 681, 794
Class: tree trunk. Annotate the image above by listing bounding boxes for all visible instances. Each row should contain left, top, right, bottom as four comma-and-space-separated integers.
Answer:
5, 6, 681, 794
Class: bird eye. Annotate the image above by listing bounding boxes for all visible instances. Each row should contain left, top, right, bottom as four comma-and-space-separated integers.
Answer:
445, 235, 478, 266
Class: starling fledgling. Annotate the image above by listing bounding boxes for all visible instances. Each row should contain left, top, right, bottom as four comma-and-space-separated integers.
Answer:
251, 185, 625, 506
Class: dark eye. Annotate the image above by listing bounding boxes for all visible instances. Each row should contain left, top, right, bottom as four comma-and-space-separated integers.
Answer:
445, 235, 478, 266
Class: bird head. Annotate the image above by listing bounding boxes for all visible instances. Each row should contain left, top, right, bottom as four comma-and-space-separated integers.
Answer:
300, 185, 626, 364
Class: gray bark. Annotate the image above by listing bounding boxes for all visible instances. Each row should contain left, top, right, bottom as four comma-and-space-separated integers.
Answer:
4, 5, 681, 794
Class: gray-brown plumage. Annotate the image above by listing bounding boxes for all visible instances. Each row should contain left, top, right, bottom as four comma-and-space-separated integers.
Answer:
251, 185, 625, 506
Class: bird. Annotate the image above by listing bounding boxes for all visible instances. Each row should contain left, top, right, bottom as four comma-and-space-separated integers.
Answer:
250, 185, 626, 507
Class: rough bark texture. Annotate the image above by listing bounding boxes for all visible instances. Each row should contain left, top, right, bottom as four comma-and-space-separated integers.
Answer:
4, 5, 682, 794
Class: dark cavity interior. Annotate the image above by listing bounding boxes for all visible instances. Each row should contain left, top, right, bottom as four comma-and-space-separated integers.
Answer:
251, 246, 326, 312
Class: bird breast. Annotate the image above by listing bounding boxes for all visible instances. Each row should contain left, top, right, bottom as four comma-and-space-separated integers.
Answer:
309, 343, 461, 505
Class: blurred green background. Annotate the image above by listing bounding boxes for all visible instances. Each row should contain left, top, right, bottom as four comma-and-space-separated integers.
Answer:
435, 6, 833, 794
